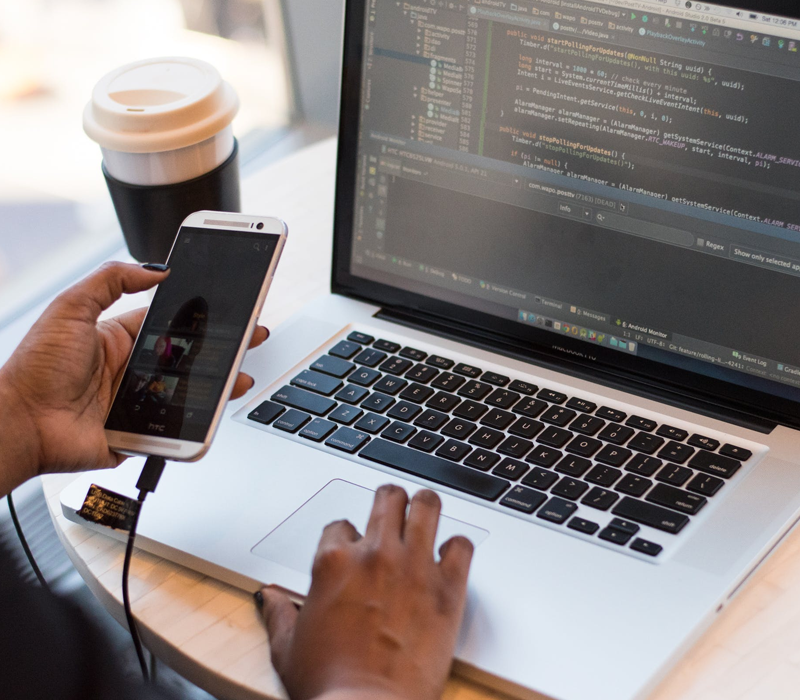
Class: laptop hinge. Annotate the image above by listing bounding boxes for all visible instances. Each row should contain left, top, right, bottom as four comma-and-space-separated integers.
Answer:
375, 306, 777, 435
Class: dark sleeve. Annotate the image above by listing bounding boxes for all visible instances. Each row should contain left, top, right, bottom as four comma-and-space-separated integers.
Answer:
0, 541, 179, 700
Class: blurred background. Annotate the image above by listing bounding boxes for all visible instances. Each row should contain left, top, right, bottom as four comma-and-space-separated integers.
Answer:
0, 0, 294, 325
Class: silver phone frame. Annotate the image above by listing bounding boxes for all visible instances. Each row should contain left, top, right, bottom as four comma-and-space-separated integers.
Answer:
105, 210, 288, 461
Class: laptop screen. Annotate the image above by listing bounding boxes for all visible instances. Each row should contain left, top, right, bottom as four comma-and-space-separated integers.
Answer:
337, 0, 800, 420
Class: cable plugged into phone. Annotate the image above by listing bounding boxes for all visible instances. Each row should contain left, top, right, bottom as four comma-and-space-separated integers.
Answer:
123, 454, 167, 683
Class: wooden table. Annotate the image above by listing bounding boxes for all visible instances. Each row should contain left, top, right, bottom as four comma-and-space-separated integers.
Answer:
40, 139, 800, 700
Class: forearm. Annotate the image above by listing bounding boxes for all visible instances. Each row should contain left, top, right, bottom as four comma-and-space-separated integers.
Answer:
0, 374, 40, 496
313, 692, 409, 700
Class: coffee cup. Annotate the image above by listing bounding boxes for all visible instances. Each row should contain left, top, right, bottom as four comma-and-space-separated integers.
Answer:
84, 57, 241, 262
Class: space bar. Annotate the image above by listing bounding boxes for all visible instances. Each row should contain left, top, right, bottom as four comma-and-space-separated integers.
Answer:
359, 439, 509, 501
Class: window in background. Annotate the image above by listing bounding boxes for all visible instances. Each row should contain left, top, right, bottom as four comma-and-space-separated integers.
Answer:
0, 0, 291, 325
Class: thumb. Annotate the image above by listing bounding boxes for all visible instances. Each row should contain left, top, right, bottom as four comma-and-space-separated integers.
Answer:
55, 262, 169, 323
259, 586, 299, 675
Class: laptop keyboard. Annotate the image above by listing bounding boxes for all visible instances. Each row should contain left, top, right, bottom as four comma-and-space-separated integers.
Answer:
245, 331, 758, 559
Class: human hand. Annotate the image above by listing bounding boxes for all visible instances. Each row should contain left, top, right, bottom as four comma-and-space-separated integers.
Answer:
258, 485, 474, 700
0, 262, 267, 492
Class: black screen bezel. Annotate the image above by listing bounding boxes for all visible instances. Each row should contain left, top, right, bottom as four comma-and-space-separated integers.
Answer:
331, 0, 800, 429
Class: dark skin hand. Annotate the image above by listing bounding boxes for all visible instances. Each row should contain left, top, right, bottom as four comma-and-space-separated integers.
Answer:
0, 261, 267, 495
259, 485, 475, 700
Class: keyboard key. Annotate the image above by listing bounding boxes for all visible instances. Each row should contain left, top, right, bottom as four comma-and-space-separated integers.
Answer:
522, 467, 559, 490
596, 406, 627, 422
435, 439, 472, 462
720, 444, 752, 461
508, 417, 544, 439
248, 401, 284, 425
688, 449, 741, 478
628, 432, 665, 455
373, 375, 407, 396
399, 346, 427, 361
408, 430, 444, 453
272, 385, 337, 416
367, 439, 514, 478
598, 527, 634, 546
329, 340, 361, 359
464, 449, 501, 471
646, 483, 707, 515
657, 441, 695, 464
329, 404, 364, 425
656, 424, 689, 441
656, 464, 692, 486
538, 388, 567, 404
497, 436, 534, 459
581, 487, 618, 511
486, 389, 521, 409
500, 486, 547, 514
360, 392, 396, 413
347, 331, 374, 345
612, 498, 690, 534
482, 371, 510, 386
566, 397, 597, 413
552, 477, 589, 501
398, 383, 434, 404
555, 455, 592, 477
626, 415, 657, 432
457, 380, 492, 400
335, 384, 369, 404
469, 427, 505, 449
382, 421, 417, 443
274, 408, 311, 433
425, 355, 454, 370
325, 427, 371, 453
509, 379, 537, 395
430, 372, 465, 392
568, 517, 600, 535
537, 426, 573, 448
585, 465, 622, 487
300, 418, 338, 442
413, 409, 449, 431
525, 445, 562, 468
565, 436, 602, 457
598, 423, 635, 445
453, 400, 489, 421
570, 415, 605, 436
594, 444, 632, 467
379, 356, 413, 376
311, 355, 356, 378
608, 518, 640, 535
387, 401, 423, 422
492, 458, 529, 481
537, 497, 578, 524
373, 339, 400, 353
626, 453, 663, 477
615, 473, 653, 497
686, 473, 724, 496
688, 434, 720, 451
426, 391, 461, 412
512, 397, 548, 418
541, 406, 577, 427
442, 418, 478, 440
630, 538, 663, 557
453, 362, 482, 378
353, 348, 387, 368
354, 412, 390, 434
349, 367, 381, 386
480, 409, 515, 430
404, 364, 439, 384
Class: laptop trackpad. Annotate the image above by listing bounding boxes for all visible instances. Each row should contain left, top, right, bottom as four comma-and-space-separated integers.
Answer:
251, 480, 489, 575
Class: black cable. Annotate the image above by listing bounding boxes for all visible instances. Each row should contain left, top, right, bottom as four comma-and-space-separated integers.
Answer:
6, 493, 50, 593
122, 454, 167, 684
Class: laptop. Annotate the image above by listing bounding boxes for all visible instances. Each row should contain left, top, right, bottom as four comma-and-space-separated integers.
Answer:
62, 0, 800, 698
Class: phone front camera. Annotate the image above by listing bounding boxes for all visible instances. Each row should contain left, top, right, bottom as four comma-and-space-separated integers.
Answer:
256, 222, 264, 230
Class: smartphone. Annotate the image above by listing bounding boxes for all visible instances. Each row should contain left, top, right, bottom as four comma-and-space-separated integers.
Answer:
105, 211, 287, 461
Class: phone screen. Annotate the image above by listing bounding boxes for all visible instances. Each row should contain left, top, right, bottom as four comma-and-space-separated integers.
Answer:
105, 226, 280, 442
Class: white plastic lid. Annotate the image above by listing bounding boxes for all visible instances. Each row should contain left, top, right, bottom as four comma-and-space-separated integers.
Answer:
83, 57, 239, 154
